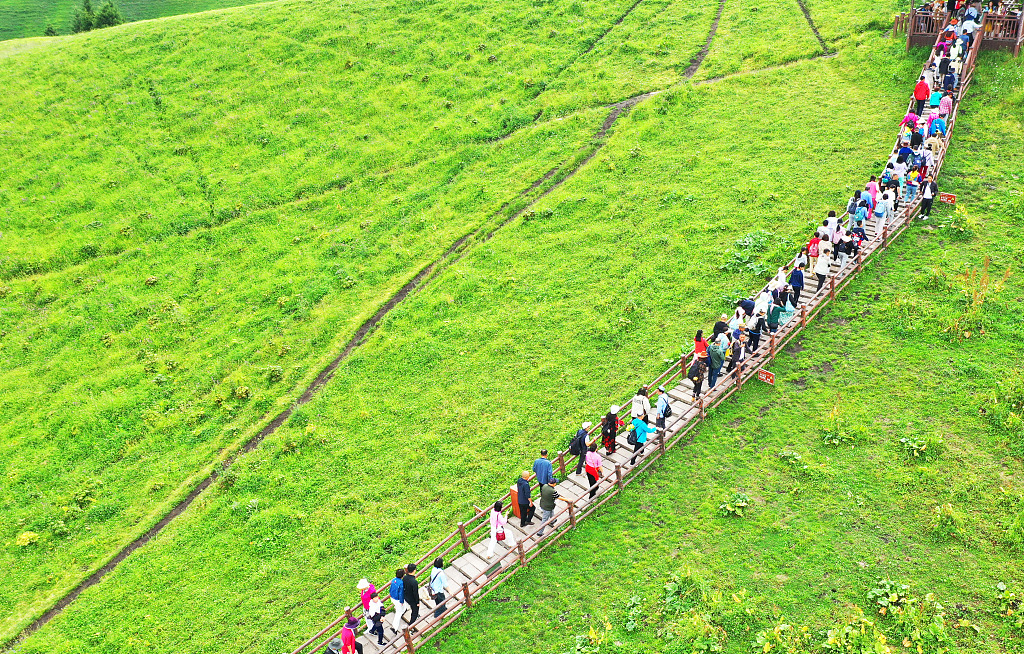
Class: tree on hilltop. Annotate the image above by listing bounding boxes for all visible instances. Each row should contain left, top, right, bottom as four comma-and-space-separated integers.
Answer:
71, 0, 122, 33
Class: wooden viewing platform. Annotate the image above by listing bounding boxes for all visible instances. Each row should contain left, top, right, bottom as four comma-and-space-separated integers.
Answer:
904, 3, 1023, 55
291, 20, 987, 654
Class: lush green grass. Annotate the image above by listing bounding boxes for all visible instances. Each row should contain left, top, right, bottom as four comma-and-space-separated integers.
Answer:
8, 31, 935, 653
1, 0, 700, 638
418, 52, 1024, 654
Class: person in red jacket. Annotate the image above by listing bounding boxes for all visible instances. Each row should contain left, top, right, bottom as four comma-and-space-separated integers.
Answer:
913, 76, 931, 116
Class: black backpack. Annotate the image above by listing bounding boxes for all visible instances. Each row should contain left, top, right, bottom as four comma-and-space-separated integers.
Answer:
626, 428, 638, 446
568, 433, 582, 456
663, 403, 673, 419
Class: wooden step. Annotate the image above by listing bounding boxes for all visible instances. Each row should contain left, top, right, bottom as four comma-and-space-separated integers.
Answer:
451, 548, 493, 582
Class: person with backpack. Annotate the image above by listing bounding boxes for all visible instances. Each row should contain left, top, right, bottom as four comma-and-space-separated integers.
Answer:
655, 385, 672, 430
794, 245, 809, 270
807, 234, 820, 274
788, 263, 805, 306
920, 175, 939, 219
872, 188, 891, 231
631, 386, 652, 424
845, 191, 861, 217
388, 568, 406, 635
602, 406, 619, 453
584, 443, 602, 499
485, 501, 516, 559
628, 416, 656, 465
570, 421, 592, 475
707, 340, 726, 389
429, 558, 450, 618
687, 351, 708, 400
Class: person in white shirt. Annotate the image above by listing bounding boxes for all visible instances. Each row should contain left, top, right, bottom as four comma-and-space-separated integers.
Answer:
630, 387, 652, 423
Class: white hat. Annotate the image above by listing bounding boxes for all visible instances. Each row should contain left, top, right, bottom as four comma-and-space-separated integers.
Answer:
657, 385, 666, 393
357, 578, 371, 590
582, 421, 593, 430
610, 405, 620, 414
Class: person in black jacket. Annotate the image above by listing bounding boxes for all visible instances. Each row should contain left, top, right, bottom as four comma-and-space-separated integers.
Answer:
687, 352, 708, 400
572, 421, 592, 474
920, 175, 938, 219
403, 563, 421, 632
748, 309, 767, 351
516, 471, 536, 526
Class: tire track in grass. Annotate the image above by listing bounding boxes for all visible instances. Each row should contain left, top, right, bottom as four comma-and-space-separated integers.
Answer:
794, 0, 833, 54
682, 0, 726, 78
3, 3, 739, 644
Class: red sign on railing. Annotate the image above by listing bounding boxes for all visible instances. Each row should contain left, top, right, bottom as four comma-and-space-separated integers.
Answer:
757, 369, 775, 385
939, 192, 956, 204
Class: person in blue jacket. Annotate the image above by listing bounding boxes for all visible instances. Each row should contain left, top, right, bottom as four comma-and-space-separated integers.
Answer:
629, 416, 657, 465
930, 115, 947, 136
388, 568, 406, 635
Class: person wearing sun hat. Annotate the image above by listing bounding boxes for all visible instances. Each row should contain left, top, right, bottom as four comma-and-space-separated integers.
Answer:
339, 609, 363, 653
572, 421, 593, 475
687, 351, 708, 400
357, 578, 377, 625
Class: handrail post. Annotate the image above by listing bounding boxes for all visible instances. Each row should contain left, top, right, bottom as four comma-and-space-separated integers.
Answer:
699, 397, 705, 420
658, 429, 665, 454
614, 464, 623, 489
556, 451, 566, 478
735, 361, 742, 388
516, 542, 526, 566
829, 276, 835, 300
882, 225, 888, 246
567, 502, 577, 527
856, 249, 863, 272
403, 628, 416, 653
458, 522, 470, 553
769, 332, 776, 361
800, 305, 807, 328
462, 582, 473, 607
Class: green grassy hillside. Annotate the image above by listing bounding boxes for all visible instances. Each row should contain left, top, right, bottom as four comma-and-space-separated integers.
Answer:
0, 0, 699, 638
0, 0, 270, 41
7, 0, 1018, 651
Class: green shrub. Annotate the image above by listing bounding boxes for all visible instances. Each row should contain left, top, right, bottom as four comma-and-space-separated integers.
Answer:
888, 593, 952, 653
930, 503, 963, 541
719, 492, 750, 518
750, 619, 812, 653
819, 609, 892, 653
982, 372, 1024, 455
866, 579, 909, 616
897, 435, 944, 462
995, 582, 1024, 633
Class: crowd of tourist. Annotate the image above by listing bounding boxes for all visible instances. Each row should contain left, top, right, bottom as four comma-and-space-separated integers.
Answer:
313, 5, 993, 653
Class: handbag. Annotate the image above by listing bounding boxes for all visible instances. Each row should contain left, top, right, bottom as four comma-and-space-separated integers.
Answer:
496, 526, 506, 542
